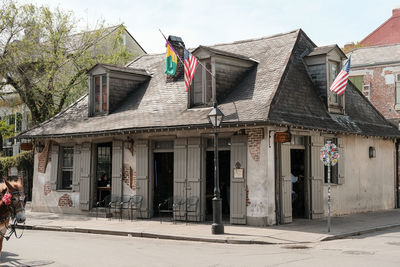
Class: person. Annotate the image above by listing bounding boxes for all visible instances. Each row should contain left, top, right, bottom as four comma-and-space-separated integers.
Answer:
290, 172, 298, 201
98, 173, 109, 187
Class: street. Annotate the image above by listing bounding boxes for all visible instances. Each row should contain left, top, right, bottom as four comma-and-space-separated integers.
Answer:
1, 228, 400, 267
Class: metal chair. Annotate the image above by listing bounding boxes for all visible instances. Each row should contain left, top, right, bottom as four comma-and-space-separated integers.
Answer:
130, 195, 143, 220
173, 196, 186, 222
158, 196, 173, 223
96, 194, 111, 219
109, 195, 121, 219
186, 196, 199, 222
120, 195, 131, 220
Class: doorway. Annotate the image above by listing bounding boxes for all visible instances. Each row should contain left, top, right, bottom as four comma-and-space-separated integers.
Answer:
153, 152, 174, 216
206, 151, 231, 221
96, 143, 112, 204
290, 149, 306, 219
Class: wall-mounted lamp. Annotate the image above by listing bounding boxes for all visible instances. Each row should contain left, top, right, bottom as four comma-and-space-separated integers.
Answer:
369, 146, 376, 158
35, 141, 45, 153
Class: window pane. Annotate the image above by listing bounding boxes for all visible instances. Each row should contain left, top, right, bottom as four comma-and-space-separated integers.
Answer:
62, 147, 74, 168
94, 76, 100, 112
62, 171, 72, 190
97, 143, 112, 185
102, 75, 107, 111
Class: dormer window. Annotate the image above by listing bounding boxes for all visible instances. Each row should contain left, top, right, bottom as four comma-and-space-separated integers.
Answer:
189, 46, 257, 108
304, 45, 347, 114
87, 64, 151, 117
94, 74, 108, 113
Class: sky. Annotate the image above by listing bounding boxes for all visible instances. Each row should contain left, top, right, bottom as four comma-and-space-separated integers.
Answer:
18, 0, 400, 54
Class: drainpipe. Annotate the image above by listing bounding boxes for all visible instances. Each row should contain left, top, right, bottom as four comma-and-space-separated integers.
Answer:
396, 141, 399, 208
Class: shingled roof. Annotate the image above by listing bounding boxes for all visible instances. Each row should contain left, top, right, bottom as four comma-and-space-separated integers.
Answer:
350, 43, 400, 68
20, 29, 400, 138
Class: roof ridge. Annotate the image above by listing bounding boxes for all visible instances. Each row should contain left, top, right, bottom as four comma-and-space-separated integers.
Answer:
350, 42, 400, 52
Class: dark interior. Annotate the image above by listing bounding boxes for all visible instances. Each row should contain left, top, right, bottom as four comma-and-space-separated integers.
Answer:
206, 151, 231, 220
153, 152, 174, 216
291, 149, 306, 218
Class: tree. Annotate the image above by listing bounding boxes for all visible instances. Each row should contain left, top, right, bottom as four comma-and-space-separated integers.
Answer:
0, 119, 15, 153
0, 0, 133, 124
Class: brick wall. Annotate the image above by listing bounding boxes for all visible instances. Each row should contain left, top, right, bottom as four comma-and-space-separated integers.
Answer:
246, 128, 263, 162
38, 141, 51, 174
362, 67, 400, 120
123, 164, 136, 190
58, 194, 73, 207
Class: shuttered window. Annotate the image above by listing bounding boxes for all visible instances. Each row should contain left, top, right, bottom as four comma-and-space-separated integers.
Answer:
93, 74, 108, 113
190, 60, 212, 107
60, 147, 74, 190
395, 74, 400, 108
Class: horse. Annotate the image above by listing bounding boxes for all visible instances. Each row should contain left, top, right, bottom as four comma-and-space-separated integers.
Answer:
0, 177, 26, 257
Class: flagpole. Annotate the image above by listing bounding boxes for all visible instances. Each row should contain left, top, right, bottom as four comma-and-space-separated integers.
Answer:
159, 29, 216, 79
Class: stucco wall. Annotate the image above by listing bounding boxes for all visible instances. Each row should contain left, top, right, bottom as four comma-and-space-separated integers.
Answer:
324, 135, 395, 215
246, 127, 275, 226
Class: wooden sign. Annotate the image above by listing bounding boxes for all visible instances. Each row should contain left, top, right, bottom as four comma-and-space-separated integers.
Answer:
20, 142, 33, 151
274, 132, 291, 143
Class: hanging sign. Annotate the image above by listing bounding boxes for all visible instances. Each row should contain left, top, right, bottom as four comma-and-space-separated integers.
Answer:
320, 141, 340, 166
274, 132, 291, 143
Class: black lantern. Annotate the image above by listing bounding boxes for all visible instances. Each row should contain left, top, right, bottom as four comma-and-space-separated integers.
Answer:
207, 105, 224, 235
207, 106, 224, 127
369, 146, 376, 158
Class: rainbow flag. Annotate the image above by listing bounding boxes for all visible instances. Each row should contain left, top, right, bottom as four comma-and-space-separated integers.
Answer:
165, 43, 177, 75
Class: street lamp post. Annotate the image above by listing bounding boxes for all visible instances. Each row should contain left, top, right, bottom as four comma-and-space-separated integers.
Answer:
208, 105, 224, 235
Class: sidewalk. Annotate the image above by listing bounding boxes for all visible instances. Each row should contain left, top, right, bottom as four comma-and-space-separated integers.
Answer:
19, 208, 400, 245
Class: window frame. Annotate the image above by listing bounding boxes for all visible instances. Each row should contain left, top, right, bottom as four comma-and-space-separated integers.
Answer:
58, 146, 74, 190
395, 73, 400, 110
189, 59, 213, 108
327, 60, 344, 113
92, 74, 109, 114
323, 138, 339, 185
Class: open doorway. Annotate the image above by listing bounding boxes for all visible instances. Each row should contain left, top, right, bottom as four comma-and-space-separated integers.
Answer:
206, 151, 231, 221
291, 149, 306, 218
96, 143, 112, 204
153, 152, 174, 216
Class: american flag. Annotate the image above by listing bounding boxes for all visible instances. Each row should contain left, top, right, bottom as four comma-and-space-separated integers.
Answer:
330, 56, 351, 96
184, 48, 198, 92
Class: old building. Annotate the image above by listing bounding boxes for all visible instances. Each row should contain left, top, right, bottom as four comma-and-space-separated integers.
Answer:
20, 29, 400, 226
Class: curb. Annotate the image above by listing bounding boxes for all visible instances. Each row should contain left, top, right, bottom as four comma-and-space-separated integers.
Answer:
320, 224, 400, 241
17, 224, 277, 245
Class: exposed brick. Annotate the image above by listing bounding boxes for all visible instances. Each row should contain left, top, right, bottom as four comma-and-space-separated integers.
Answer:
44, 181, 51, 196
58, 194, 72, 207
246, 128, 263, 162
123, 164, 137, 190
38, 141, 51, 174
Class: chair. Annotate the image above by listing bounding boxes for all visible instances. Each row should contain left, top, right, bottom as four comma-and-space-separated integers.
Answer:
158, 197, 173, 223
130, 195, 143, 220
186, 196, 199, 222
119, 195, 131, 220
96, 194, 111, 219
173, 196, 186, 222
109, 195, 121, 219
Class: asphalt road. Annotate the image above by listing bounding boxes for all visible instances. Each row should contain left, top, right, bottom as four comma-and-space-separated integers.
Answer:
1, 228, 400, 267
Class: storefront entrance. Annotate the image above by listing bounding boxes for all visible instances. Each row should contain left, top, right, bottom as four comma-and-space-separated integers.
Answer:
153, 152, 174, 216
290, 149, 306, 218
206, 150, 231, 221
96, 143, 112, 204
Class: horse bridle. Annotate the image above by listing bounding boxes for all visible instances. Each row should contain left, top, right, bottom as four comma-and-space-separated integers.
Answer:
0, 190, 25, 240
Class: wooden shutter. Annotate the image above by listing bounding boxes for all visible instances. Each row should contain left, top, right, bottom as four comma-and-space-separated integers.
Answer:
79, 143, 92, 210
230, 136, 247, 225
280, 142, 292, 224
50, 144, 59, 190
72, 144, 81, 192
174, 138, 187, 219
311, 135, 324, 219
192, 65, 203, 105
111, 140, 123, 198
338, 138, 345, 185
187, 138, 201, 221
136, 140, 149, 218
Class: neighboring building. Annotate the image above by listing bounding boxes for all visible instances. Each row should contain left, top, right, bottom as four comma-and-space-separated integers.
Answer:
4, 25, 146, 157
20, 29, 400, 226
360, 8, 400, 46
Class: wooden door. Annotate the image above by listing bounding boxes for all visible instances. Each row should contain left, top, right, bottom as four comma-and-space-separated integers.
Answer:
111, 140, 123, 198
280, 142, 292, 223
230, 136, 247, 225
79, 143, 92, 210
187, 138, 202, 221
311, 135, 324, 219
136, 140, 149, 218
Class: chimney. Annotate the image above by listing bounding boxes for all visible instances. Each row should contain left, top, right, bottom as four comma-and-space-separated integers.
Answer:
166, 35, 185, 82
393, 8, 400, 17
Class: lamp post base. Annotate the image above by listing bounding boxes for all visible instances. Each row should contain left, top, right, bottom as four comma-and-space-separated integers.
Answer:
211, 197, 224, 234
